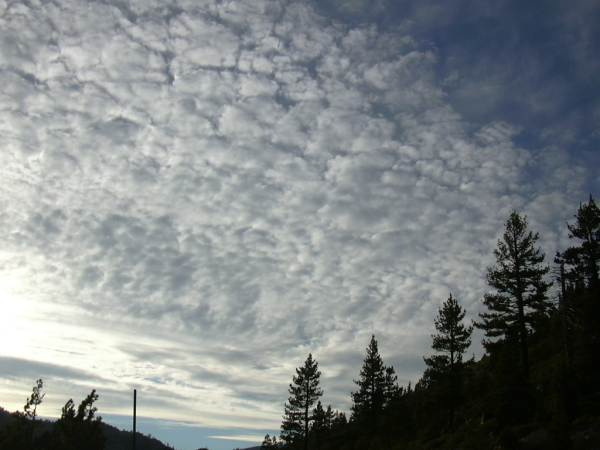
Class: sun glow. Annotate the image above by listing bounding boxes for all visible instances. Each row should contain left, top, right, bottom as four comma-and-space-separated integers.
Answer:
0, 269, 36, 357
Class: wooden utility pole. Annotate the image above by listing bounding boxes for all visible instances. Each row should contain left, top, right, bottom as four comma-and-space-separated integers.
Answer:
133, 389, 137, 450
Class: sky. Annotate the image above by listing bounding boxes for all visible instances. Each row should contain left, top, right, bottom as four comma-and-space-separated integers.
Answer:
0, 0, 599, 449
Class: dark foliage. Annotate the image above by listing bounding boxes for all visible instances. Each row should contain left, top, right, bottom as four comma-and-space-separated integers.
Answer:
261, 433, 282, 448
0, 380, 49, 450
46, 390, 105, 450
475, 211, 552, 383
281, 353, 323, 450
564, 195, 600, 286
427, 294, 472, 370
23, 379, 45, 422
350, 335, 398, 423
421, 294, 472, 430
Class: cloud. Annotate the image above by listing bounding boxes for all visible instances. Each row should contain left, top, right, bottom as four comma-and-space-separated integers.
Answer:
0, 0, 595, 441
210, 434, 265, 443
0, 356, 103, 382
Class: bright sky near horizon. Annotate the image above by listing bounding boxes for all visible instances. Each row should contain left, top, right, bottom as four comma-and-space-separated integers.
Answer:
0, 0, 599, 449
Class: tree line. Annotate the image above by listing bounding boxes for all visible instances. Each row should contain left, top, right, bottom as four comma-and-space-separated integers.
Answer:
0, 381, 176, 450
263, 196, 600, 450
0, 379, 104, 450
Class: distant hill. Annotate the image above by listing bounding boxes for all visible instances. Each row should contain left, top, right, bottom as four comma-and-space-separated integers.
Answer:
101, 420, 174, 450
0, 406, 174, 450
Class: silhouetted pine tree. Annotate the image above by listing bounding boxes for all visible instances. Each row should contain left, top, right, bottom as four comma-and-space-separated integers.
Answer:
564, 195, 600, 287
331, 410, 347, 428
425, 294, 472, 373
554, 252, 576, 365
325, 405, 334, 429
0, 379, 46, 450
476, 212, 551, 382
383, 366, 400, 404
311, 401, 333, 450
281, 353, 323, 450
560, 195, 600, 416
423, 294, 472, 428
351, 335, 397, 421
23, 379, 45, 422
49, 390, 104, 450
312, 401, 327, 433
261, 433, 280, 449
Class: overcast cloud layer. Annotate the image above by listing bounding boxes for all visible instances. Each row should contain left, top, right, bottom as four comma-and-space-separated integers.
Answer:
0, 0, 598, 448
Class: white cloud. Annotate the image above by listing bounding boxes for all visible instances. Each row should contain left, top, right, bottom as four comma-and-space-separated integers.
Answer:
210, 434, 266, 443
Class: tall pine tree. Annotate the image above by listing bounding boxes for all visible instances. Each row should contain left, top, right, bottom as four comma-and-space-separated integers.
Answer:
311, 401, 334, 450
425, 294, 472, 374
476, 212, 551, 381
564, 195, 600, 287
560, 195, 600, 410
281, 353, 323, 450
351, 335, 397, 421
423, 294, 472, 428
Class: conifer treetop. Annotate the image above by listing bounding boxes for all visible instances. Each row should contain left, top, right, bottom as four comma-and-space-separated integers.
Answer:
351, 335, 397, 420
281, 353, 323, 447
565, 195, 600, 285
476, 211, 551, 381
431, 293, 473, 367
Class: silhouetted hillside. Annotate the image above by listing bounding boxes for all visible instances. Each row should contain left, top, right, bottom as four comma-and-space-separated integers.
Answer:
0, 407, 174, 450
102, 421, 174, 450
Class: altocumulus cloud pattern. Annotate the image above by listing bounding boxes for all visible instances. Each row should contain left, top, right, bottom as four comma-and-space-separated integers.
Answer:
0, 0, 595, 435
